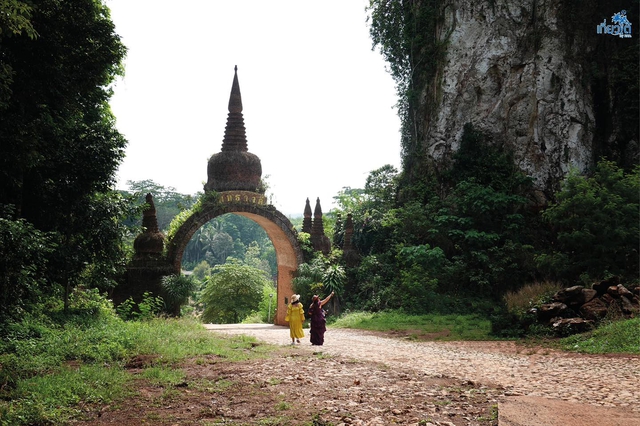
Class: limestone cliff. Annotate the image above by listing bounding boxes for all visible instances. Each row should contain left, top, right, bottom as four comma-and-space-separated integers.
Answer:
409, 0, 638, 202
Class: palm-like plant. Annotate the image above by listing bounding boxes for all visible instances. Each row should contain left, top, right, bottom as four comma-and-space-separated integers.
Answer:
161, 274, 196, 316
292, 258, 326, 306
322, 264, 345, 315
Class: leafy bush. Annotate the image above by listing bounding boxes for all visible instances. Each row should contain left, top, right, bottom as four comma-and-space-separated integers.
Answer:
241, 283, 278, 324
161, 274, 197, 316
191, 260, 212, 281
200, 261, 270, 323
539, 161, 639, 284
0, 210, 55, 321
115, 292, 164, 321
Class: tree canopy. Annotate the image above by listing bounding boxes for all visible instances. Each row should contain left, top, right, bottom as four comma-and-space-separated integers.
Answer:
0, 0, 129, 317
200, 261, 271, 324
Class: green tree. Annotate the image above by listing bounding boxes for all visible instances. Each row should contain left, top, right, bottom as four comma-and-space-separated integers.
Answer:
539, 160, 640, 284
0, 0, 38, 107
416, 124, 536, 296
332, 167, 399, 256
367, 0, 446, 185
191, 260, 212, 282
364, 164, 398, 211
125, 180, 197, 232
395, 244, 445, 313
0, 0, 129, 313
208, 232, 234, 264
0, 207, 54, 320
161, 274, 197, 316
181, 213, 276, 271
200, 261, 270, 323
244, 241, 273, 276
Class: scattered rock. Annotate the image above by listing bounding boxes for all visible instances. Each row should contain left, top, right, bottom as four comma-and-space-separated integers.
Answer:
538, 302, 569, 322
553, 285, 584, 305
533, 279, 640, 334
592, 276, 620, 295
579, 298, 609, 321
552, 317, 594, 333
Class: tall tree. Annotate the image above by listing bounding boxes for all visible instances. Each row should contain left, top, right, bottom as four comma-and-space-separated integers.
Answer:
125, 180, 197, 231
0, 0, 128, 312
0, 0, 38, 107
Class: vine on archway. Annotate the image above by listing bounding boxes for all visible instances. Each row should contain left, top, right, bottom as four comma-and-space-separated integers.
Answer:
165, 191, 219, 247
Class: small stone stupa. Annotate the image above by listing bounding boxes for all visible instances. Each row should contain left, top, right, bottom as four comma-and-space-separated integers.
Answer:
116, 193, 173, 308
132, 193, 165, 260
205, 66, 262, 193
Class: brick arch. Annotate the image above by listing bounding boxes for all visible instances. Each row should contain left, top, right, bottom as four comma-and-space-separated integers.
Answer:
165, 191, 303, 325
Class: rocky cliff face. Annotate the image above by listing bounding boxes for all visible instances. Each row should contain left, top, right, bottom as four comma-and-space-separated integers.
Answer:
420, 0, 637, 202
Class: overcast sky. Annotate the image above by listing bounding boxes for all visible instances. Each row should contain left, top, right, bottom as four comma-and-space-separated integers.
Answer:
108, 0, 401, 216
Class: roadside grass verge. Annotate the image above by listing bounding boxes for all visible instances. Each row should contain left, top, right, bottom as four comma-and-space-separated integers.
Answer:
0, 303, 271, 425
330, 310, 494, 340
558, 317, 640, 354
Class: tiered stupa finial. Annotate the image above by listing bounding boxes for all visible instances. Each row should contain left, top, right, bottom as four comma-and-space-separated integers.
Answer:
310, 197, 331, 254
133, 193, 165, 259
302, 197, 313, 233
312, 198, 325, 235
205, 66, 262, 192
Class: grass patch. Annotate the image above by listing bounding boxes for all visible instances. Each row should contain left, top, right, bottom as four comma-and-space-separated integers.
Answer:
275, 400, 292, 411
141, 366, 186, 386
331, 310, 493, 340
0, 364, 131, 425
0, 298, 271, 426
559, 317, 640, 354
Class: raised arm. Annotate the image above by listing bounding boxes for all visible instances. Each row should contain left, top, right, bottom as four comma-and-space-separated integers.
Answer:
320, 291, 334, 307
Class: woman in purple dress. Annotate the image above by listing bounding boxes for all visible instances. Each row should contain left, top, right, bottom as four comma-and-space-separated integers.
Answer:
308, 291, 334, 346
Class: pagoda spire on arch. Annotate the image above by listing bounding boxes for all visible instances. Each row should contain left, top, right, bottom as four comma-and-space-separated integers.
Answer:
222, 65, 248, 152
310, 197, 331, 254
204, 66, 262, 193
302, 197, 312, 233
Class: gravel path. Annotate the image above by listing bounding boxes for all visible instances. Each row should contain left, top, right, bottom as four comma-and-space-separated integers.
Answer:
204, 324, 640, 413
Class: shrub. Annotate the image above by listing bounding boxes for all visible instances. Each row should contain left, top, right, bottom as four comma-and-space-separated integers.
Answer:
161, 274, 197, 316
115, 292, 164, 321
539, 161, 639, 283
503, 281, 564, 318
200, 261, 269, 323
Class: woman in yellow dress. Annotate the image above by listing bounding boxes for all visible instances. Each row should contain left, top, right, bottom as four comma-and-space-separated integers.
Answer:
285, 294, 305, 344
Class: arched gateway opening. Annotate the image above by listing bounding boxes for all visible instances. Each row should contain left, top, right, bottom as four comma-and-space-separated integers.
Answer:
120, 66, 317, 326
165, 192, 302, 325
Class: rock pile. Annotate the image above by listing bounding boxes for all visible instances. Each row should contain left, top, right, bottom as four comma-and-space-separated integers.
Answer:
534, 277, 640, 334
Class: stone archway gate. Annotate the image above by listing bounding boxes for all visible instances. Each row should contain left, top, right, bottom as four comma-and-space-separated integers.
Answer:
118, 66, 316, 326
165, 190, 302, 325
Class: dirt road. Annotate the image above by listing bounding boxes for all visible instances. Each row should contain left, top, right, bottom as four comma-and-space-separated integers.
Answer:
205, 324, 640, 426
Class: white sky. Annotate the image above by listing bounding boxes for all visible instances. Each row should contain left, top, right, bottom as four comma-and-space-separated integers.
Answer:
108, 0, 401, 216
